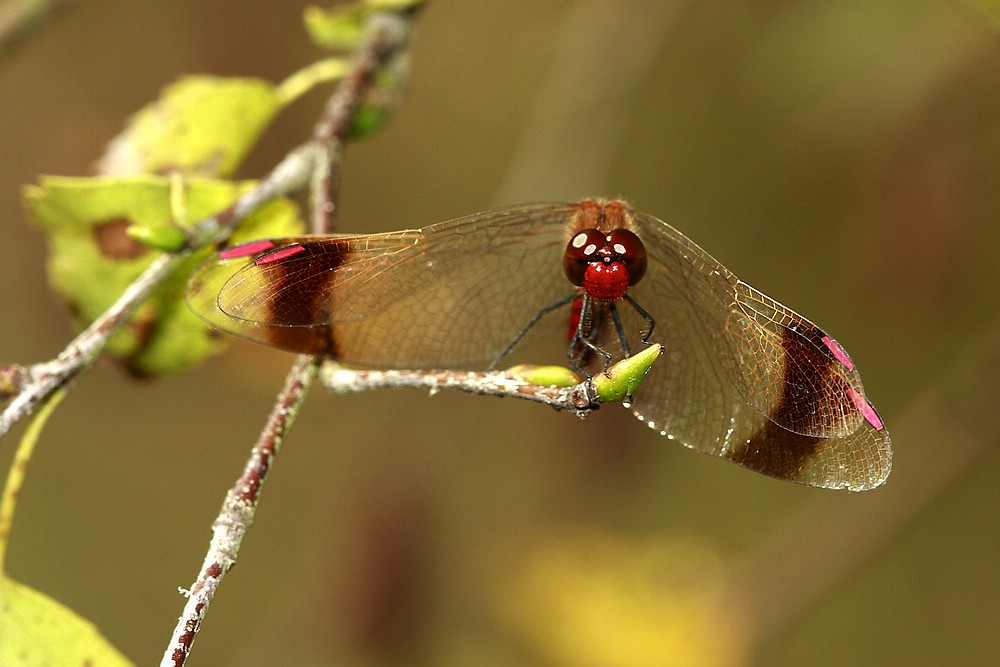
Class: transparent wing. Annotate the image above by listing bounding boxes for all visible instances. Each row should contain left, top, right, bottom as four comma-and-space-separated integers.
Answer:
187, 204, 580, 367
626, 211, 891, 490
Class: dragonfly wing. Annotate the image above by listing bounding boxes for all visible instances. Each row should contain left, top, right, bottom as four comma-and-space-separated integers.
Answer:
186, 236, 332, 350
187, 204, 579, 367
627, 211, 891, 490
334, 204, 584, 367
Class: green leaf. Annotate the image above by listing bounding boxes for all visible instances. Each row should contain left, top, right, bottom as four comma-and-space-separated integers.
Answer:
126, 221, 188, 252
348, 53, 410, 138
303, 4, 366, 49
303, 3, 414, 138
349, 104, 392, 139
592, 344, 662, 403
97, 76, 285, 178
0, 576, 134, 667
25, 175, 305, 376
303, 0, 425, 50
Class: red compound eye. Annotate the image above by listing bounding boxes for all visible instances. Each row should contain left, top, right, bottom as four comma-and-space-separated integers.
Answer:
607, 228, 646, 285
562, 227, 647, 291
563, 228, 608, 286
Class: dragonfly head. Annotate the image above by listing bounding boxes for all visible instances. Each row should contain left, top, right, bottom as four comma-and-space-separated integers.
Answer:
563, 228, 647, 301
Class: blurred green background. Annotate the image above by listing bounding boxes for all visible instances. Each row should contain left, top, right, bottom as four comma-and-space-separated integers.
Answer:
3, 0, 1000, 665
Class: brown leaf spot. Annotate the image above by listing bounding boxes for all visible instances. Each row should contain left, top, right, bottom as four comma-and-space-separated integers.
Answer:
93, 217, 148, 260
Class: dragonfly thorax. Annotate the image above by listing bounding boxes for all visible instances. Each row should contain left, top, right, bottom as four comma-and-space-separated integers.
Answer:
563, 227, 647, 301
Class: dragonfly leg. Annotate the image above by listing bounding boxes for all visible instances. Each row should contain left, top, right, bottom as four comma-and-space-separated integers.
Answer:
566, 293, 612, 376
622, 293, 655, 343
489, 292, 577, 371
609, 302, 631, 358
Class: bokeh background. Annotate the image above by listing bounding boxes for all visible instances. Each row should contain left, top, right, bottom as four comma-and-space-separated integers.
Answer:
3, 0, 1000, 665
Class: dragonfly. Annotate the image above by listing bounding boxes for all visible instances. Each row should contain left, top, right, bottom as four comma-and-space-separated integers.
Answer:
187, 200, 891, 491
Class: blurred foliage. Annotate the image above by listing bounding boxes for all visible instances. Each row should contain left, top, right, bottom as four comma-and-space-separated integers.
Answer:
97, 76, 287, 177
494, 529, 746, 667
303, 0, 427, 50
23, 5, 414, 377
25, 176, 303, 375
0, 577, 134, 667
0, 389, 131, 665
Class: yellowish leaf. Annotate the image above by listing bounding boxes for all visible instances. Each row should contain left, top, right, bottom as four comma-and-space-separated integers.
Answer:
0, 576, 134, 667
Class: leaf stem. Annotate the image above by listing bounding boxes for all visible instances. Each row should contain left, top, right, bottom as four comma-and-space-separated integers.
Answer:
0, 388, 65, 573
275, 57, 351, 107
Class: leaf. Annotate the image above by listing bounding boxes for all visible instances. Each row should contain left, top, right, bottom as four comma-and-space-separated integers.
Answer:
0, 576, 134, 667
347, 53, 410, 139
303, 0, 425, 50
348, 104, 393, 139
24, 175, 305, 375
303, 4, 366, 50
126, 222, 188, 253
97, 75, 285, 177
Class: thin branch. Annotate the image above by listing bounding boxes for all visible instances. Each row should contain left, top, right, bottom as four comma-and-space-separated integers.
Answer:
159, 356, 318, 667
0, 144, 315, 441
320, 364, 601, 419
160, 11, 417, 665
309, 144, 339, 233
0, 252, 183, 439
0, 0, 76, 59
309, 11, 410, 232
0, 363, 28, 399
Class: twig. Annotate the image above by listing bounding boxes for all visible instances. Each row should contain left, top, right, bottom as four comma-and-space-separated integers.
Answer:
0, 12, 414, 440
321, 364, 600, 419
0, 253, 184, 439
159, 356, 318, 667
0, 0, 76, 59
160, 11, 416, 666
309, 11, 410, 231
0, 144, 315, 441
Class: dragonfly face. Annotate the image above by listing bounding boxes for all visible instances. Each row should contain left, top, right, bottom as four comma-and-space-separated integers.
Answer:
187, 200, 891, 490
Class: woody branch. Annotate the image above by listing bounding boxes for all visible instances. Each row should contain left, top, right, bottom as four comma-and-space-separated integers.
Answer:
158, 11, 416, 667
